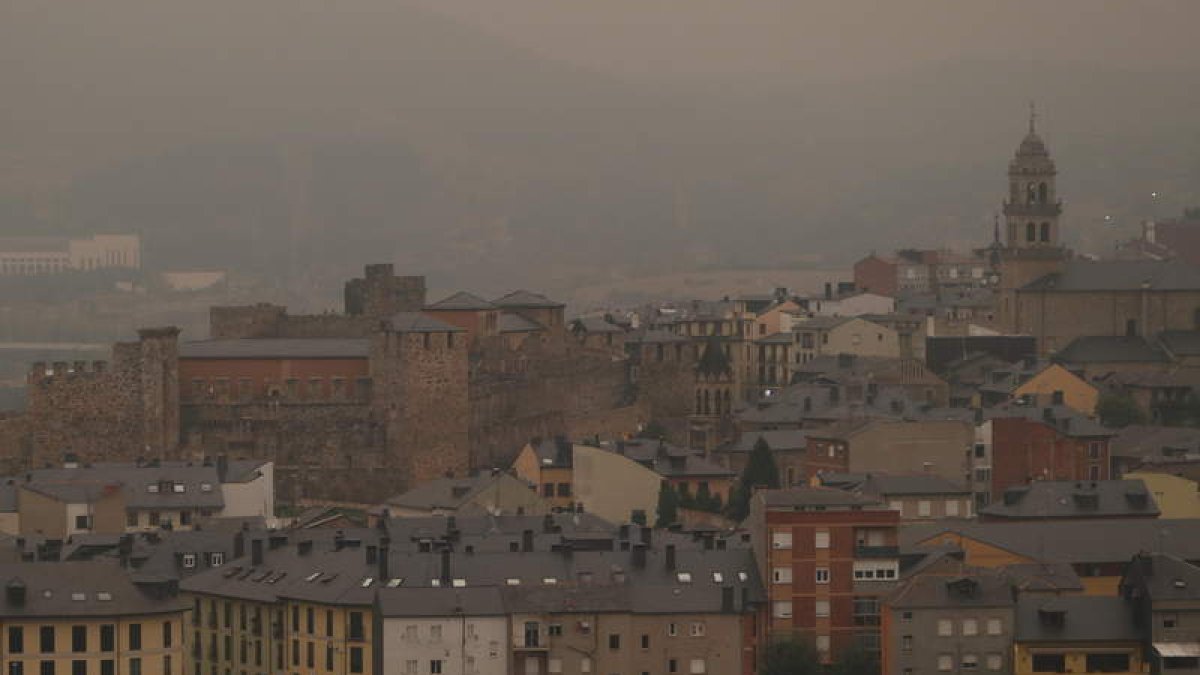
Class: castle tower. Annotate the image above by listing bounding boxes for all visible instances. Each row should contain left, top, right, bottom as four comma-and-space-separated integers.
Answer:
138, 327, 181, 459
688, 339, 734, 454
996, 106, 1070, 332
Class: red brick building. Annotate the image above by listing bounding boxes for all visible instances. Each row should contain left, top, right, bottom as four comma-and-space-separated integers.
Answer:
986, 405, 1114, 497
748, 487, 900, 664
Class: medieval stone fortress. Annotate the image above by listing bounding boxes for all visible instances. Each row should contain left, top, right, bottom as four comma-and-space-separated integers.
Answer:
0, 114, 1198, 675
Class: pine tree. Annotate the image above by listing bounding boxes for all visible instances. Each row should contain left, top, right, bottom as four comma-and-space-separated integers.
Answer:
655, 481, 679, 527
728, 436, 781, 521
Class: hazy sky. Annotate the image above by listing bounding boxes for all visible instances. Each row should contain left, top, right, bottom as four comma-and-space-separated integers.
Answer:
410, 0, 1200, 81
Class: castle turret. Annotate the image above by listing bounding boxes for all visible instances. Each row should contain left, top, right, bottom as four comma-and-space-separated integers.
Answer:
138, 327, 180, 459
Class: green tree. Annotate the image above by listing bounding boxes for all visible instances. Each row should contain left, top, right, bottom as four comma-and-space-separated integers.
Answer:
727, 436, 782, 521
829, 644, 881, 675
1096, 391, 1147, 428
762, 636, 822, 675
695, 482, 717, 513
677, 482, 695, 509
655, 481, 679, 528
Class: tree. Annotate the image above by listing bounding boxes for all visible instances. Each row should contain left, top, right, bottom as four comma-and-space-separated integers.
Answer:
762, 636, 822, 675
1097, 391, 1146, 428
727, 436, 782, 521
694, 482, 717, 513
829, 644, 881, 675
655, 481, 678, 528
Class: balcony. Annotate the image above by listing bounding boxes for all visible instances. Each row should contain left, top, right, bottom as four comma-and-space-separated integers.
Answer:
855, 545, 899, 559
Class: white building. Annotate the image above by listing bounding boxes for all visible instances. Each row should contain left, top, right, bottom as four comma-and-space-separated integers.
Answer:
377, 587, 509, 675
0, 234, 141, 275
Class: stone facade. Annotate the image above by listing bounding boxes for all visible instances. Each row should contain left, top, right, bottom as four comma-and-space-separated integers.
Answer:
3, 266, 676, 503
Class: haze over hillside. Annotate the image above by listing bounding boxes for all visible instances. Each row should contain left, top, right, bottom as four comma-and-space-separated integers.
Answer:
3, 0, 1198, 307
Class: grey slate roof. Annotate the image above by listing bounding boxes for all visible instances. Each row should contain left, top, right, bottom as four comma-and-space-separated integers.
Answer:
980, 480, 1158, 521
1014, 595, 1139, 643
0, 561, 186, 618
608, 440, 734, 479
1108, 425, 1200, 461
389, 312, 464, 333
377, 586, 506, 617
384, 474, 520, 511
1120, 553, 1200, 602
1055, 335, 1169, 364
624, 328, 690, 345
728, 431, 809, 453
1159, 330, 1200, 358
570, 317, 622, 334
492, 290, 564, 309
1023, 259, 1200, 292
7, 461, 266, 510
498, 313, 544, 333
758, 487, 884, 509
983, 403, 1113, 438
426, 292, 496, 311
180, 338, 369, 359
902, 519, 1200, 565
887, 568, 1015, 609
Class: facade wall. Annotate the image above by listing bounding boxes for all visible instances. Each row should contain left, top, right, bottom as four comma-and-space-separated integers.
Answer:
180, 358, 370, 403
825, 319, 901, 358
989, 418, 1109, 496
883, 606, 1013, 675
1014, 289, 1200, 355
853, 257, 898, 297
220, 465, 275, 521
379, 616, 507, 675
885, 494, 973, 520
846, 420, 974, 484
1012, 364, 1098, 415
1123, 472, 1200, 519
0, 615, 185, 675
1013, 642, 1144, 675
571, 445, 661, 525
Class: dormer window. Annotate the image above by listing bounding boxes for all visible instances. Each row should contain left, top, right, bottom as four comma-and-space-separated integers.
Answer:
172, 484, 185, 493
200, 483, 213, 493
182, 554, 196, 569
146, 484, 159, 494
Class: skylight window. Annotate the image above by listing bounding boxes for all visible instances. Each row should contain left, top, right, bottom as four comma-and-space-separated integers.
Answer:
71, 592, 86, 601
96, 592, 112, 601
505, 578, 521, 586
360, 578, 374, 588
200, 483, 213, 493
737, 572, 748, 582
305, 572, 322, 582
430, 579, 441, 587
172, 483, 185, 493
147, 484, 159, 493
452, 579, 466, 588
676, 572, 693, 583
386, 578, 403, 588
712, 572, 723, 584
542, 577, 558, 585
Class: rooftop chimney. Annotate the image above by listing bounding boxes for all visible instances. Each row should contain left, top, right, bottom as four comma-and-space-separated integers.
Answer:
251, 539, 264, 567
216, 455, 229, 483
632, 543, 647, 569
665, 544, 677, 571
5, 579, 26, 607
522, 529, 534, 553
721, 586, 734, 613
439, 549, 451, 586
233, 531, 245, 560
298, 540, 313, 556
379, 536, 391, 581
365, 545, 378, 565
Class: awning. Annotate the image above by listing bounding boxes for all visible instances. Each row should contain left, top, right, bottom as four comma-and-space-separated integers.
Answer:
1154, 643, 1200, 658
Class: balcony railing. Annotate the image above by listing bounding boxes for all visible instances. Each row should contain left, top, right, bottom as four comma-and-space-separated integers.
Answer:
855, 545, 899, 559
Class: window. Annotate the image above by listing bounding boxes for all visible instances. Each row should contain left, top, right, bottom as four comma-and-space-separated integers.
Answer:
1089, 465, 1101, 481
126, 511, 138, 527
40, 626, 54, 653
667, 623, 678, 637
938, 654, 953, 672
548, 659, 562, 674
815, 568, 830, 584
429, 660, 442, 675
689, 659, 706, 674
945, 500, 959, 517
349, 612, 364, 640
771, 531, 792, 549
148, 512, 160, 526
306, 642, 314, 668
128, 624, 141, 651
937, 619, 952, 637
580, 658, 592, 673
7, 665, 22, 675
962, 654, 978, 671
542, 483, 554, 497
71, 663, 84, 675
986, 618, 1002, 635
608, 634, 620, 650
668, 659, 678, 673
9, 627, 23, 654
689, 622, 705, 637
962, 618, 978, 636
815, 636, 830, 653
71, 626, 86, 653
815, 531, 830, 549
917, 500, 931, 517
772, 567, 792, 584
987, 654, 1003, 671
210, 553, 223, 567
39, 663, 53, 675
127, 660, 140, 675
100, 626, 114, 652
901, 611, 912, 623
1164, 615, 1178, 629
815, 601, 830, 618
639, 634, 649, 649
901, 635, 912, 652
773, 601, 793, 619
404, 661, 418, 675
1085, 654, 1130, 672
547, 624, 563, 637
74, 515, 91, 531
350, 647, 364, 673
430, 625, 443, 642
306, 608, 314, 634
557, 483, 571, 497
1032, 654, 1065, 672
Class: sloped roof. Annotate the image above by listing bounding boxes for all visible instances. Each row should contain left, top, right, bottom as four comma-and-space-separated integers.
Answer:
758, 487, 883, 509
887, 568, 1014, 610
983, 402, 1113, 438
389, 312, 464, 333
728, 431, 809, 453
1055, 335, 1169, 364
498, 314, 544, 333
492, 290, 564, 309
1159, 330, 1200, 357
570, 317, 623, 334
1014, 595, 1139, 643
696, 339, 732, 377
980, 480, 1159, 521
0, 562, 186, 618
426, 292, 496, 311
180, 339, 368, 359
1024, 259, 1200, 292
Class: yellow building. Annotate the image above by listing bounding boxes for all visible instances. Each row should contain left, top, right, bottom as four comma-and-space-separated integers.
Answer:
1014, 596, 1145, 675
182, 535, 374, 675
1124, 470, 1200, 519
0, 562, 188, 675
1012, 363, 1099, 415
511, 438, 576, 511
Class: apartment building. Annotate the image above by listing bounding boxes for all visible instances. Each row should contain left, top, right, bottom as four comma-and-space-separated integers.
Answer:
748, 487, 900, 663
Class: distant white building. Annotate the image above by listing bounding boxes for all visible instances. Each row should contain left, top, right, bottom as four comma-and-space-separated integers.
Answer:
0, 234, 141, 275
